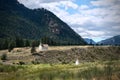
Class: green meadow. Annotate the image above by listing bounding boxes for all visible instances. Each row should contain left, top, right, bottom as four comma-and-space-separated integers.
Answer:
0, 60, 120, 80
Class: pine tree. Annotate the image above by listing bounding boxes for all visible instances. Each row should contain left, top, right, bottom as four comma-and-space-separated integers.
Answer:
8, 40, 16, 52
24, 39, 30, 47
15, 37, 24, 47
3, 39, 8, 49
31, 41, 36, 53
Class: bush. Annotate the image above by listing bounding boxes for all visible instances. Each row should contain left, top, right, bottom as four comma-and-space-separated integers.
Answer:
19, 61, 25, 65
1, 54, 7, 60
31, 60, 40, 64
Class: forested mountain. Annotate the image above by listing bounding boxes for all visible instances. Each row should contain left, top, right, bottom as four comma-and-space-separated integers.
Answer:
98, 35, 120, 45
0, 0, 86, 49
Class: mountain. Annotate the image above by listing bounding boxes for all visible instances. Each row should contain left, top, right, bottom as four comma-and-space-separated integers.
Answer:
0, 0, 86, 45
98, 35, 120, 45
84, 38, 96, 44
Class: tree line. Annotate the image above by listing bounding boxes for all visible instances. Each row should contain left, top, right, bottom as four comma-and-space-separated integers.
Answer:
0, 36, 83, 51
0, 37, 40, 51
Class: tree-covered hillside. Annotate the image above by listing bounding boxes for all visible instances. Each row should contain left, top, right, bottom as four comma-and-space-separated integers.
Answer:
0, 0, 86, 48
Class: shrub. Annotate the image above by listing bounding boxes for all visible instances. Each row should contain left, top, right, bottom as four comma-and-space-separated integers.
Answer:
19, 61, 25, 65
1, 54, 7, 60
31, 60, 40, 64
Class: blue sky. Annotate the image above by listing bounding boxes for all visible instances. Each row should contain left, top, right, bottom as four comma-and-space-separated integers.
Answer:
75, 0, 91, 5
18, 0, 120, 42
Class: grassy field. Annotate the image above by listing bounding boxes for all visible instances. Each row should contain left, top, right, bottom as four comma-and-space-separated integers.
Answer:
0, 60, 120, 80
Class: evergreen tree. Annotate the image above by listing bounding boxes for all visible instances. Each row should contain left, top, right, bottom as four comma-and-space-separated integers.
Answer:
15, 37, 24, 47
24, 39, 30, 47
0, 38, 9, 50
31, 41, 36, 53
3, 39, 8, 49
8, 40, 16, 52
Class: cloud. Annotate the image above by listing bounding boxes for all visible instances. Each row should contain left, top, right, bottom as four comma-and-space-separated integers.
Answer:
18, 0, 120, 42
60, 1, 78, 10
79, 5, 89, 10
18, 0, 72, 3
91, 0, 120, 7
18, 0, 76, 9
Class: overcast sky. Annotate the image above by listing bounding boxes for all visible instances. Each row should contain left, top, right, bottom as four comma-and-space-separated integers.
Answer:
18, 0, 120, 42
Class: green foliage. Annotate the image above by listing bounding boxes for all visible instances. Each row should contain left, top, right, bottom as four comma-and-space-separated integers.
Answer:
0, 61, 120, 80
24, 39, 30, 47
0, 64, 25, 72
0, 37, 31, 50
1, 54, 7, 60
19, 61, 25, 65
0, 38, 9, 50
15, 37, 24, 47
41, 37, 58, 46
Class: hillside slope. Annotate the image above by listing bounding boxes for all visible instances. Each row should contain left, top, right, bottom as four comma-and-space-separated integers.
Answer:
0, 46, 120, 64
0, 0, 86, 45
98, 35, 120, 45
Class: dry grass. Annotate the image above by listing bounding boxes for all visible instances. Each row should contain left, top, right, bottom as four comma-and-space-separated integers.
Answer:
49, 45, 97, 51
0, 46, 120, 65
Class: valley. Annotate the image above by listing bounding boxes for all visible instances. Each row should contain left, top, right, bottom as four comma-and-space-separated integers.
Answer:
0, 0, 120, 80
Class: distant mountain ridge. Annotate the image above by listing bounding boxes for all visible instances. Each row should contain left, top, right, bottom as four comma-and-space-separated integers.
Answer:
84, 38, 96, 44
0, 0, 86, 45
98, 35, 120, 45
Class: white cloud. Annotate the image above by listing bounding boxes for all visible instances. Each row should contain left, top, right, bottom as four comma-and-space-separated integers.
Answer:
18, 0, 72, 3
91, 0, 120, 7
18, 0, 76, 9
79, 5, 89, 10
60, 1, 78, 10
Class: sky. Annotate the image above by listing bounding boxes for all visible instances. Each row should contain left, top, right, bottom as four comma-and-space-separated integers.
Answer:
18, 0, 120, 42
